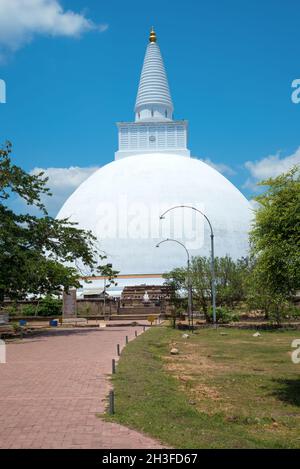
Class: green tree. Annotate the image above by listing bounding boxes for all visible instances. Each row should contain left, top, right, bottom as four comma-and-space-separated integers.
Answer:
190, 256, 211, 315
215, 256, 249, 308
164, 255, 250, 322
246, 261, 280, 320
0, 142, 117, 302
163, 267, 188, 327
249, 166, 300, 322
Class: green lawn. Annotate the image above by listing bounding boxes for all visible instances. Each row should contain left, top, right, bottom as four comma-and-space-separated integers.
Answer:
105, 326, 300, 448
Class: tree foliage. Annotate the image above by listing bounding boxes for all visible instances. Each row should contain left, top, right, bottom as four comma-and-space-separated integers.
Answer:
249, 166, 300, 321
0, 142, 117, 301
163, 255, 249, 319
163, 167, 300, 325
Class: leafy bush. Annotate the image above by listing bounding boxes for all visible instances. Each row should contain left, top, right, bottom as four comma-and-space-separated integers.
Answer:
21, 297, 62, 317
0, 305, 18, 317
279, 304, 300, 321
206, 306, 238, 324
289, 306, 300, 319
11, 322, 23, 333
22, 304, 37, 316
37, 296, 62, 316
230, 312, 240, 322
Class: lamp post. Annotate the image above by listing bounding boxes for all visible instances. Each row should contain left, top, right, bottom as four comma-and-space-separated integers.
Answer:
103, 277, 106, 318
160, 205, 217, 326
156, 238, 193, 330
103, 263, 113, 320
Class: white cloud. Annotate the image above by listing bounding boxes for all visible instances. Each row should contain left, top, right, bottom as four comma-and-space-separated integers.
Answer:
30, 165, 99, 216
0, 0, 107, 56
242, 178, 260, 192
199, 158, 236, 176
244, 147, 300, 191
245, 147, 300, 180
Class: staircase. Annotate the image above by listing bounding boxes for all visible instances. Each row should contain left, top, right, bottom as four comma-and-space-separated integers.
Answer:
114, 284, 171, 319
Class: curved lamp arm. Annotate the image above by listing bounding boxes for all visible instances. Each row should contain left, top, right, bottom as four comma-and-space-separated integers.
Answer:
155, 238, 190, 263
159, 205, 217, 327
159, 205, 214, 237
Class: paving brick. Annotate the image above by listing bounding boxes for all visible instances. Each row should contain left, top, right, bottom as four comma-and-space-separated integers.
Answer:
0, 326, 162, 449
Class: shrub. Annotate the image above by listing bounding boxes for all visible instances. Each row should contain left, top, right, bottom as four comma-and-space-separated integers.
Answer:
21, 297, 62, 317
37, 296, 62, 317
11, 322, 22, 333
289, 306, 300, 319
280, 304, 300, 321
206, 306, 238, 324
0, 305, 18, 317
22, 304, 37, 316
231, 313, 240, 322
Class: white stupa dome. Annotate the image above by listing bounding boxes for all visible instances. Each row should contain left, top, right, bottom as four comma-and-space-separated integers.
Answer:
57, 29, 252, 278
57, 152, 251, 274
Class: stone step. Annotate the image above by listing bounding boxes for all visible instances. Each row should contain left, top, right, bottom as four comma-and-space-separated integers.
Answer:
118, 308, 160, 315
110, 314, 161, 321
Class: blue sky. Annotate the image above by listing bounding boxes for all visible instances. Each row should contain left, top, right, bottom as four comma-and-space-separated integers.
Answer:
0, 0, 300, 215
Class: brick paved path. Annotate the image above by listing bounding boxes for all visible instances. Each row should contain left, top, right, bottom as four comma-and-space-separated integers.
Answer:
0, 327, 162, 449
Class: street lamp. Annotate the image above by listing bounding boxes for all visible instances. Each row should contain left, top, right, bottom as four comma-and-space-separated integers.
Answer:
159, 205, 217, 326
156, 238, 193, 330
103, 263, 113, 320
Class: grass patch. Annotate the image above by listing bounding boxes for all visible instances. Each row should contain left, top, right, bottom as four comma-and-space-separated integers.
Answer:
105, 326, 300, 448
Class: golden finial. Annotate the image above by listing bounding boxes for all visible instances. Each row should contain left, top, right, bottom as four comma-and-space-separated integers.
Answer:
149, 27, 157, 43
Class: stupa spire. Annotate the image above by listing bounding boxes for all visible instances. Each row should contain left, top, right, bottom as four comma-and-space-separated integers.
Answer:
115, 28, 190, 160
149, 26, 157, 43
135, 28, 174, 122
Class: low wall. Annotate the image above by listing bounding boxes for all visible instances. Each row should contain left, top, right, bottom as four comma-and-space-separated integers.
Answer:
1, 298, 120, 318
8, 299, 170, 317
76, 299, 119, 316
